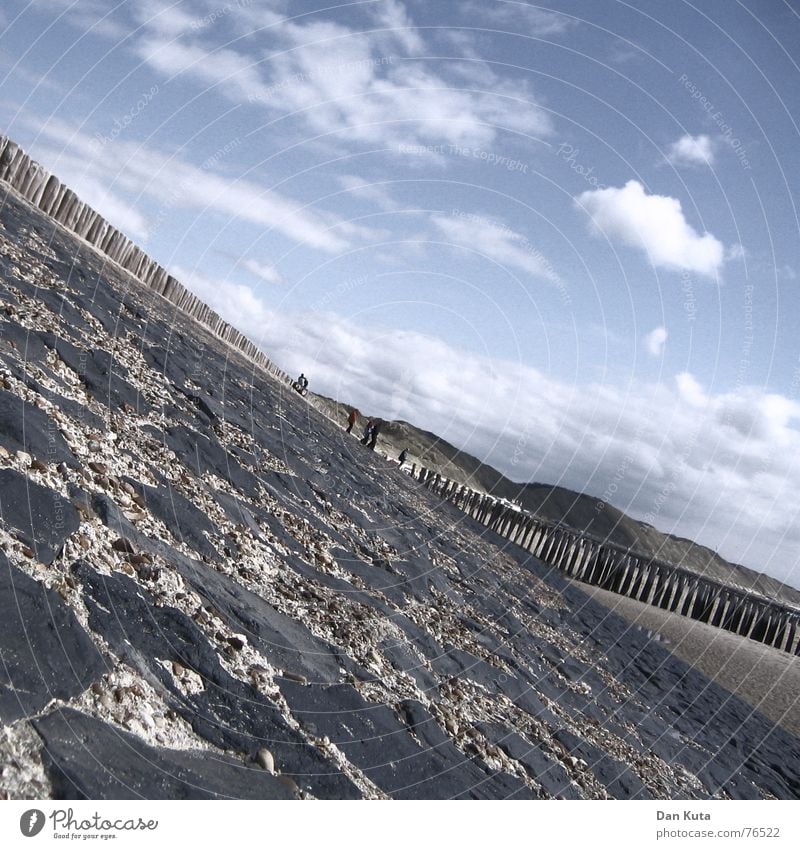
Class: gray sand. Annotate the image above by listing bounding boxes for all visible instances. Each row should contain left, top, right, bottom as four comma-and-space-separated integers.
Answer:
580, 582, 800, 737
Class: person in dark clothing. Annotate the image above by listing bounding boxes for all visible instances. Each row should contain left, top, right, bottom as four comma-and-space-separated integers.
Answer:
398, 448, 408, 465
293, 373, 309, 395
346, 408, 359, 433
367, 418, 383, 451
361, 419, 374, 445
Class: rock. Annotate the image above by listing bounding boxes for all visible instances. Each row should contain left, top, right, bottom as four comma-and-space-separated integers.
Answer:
276, 775, 300, 797
111, 537, 135, 554
226, 635, 246, 651
16, 450, 31, 467
0, 468, 79, 564
30, 458, 47, 472
255, 748, 275, 774
0, 551, 104, 723
0, 390, 75, 467
32, 708, 296, 800
88, 461, 108, 474
127, 553, 151, 567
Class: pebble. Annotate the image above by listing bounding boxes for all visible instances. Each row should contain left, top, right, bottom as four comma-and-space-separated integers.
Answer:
277, 775, 300, 797
30, 458, 47, 472
255, 748, 275, 774
249, 664, 270, 680
138, 565, 161, 582
99, 552, 117, 570
444, 717, 459, 736
88, 461, 108, 474
16, 450, 31, 468
281, 670, 307, 685
112, 537, 136, 554
0, 445, 9, 459
127, 553, 151, 567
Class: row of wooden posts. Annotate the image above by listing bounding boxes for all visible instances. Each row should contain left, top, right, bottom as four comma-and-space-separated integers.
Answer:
0, 135, 295, 390
409, 464, 800, 655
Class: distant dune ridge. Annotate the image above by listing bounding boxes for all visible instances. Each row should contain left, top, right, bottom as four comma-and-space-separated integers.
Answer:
0, 138, 798, 800
308, 395, 800, 610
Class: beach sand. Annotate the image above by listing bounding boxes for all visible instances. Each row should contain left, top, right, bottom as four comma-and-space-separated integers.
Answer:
580, 582, 800, 737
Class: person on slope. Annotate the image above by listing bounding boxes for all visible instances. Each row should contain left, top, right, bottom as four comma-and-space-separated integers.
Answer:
361, 419, 374, 445
367, 418, 383, 451
398, 448, 409, 466
294, 373, 309, 395
346, 408, 359, 433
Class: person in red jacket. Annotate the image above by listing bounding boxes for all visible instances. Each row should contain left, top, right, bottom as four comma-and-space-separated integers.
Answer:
346, 408, 359, 433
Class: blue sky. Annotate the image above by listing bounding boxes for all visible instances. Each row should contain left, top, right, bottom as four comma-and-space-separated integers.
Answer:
1, 0, 799, 585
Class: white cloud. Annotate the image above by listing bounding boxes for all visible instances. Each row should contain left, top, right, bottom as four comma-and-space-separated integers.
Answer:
676, 372, 707, 407
667, 133, 715, 167
368, 0, 425, 53
576, 180, 725, 277
643, 325, 667, 357
337, 175, 397, 210
134, 37, 268, 103
431, 213, 561, 283
132, 3, 552, 150
241, 259, 284, 285
464, 1, 576, 35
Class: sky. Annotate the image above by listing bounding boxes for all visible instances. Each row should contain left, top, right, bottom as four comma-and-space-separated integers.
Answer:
1, 0, 799, 586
